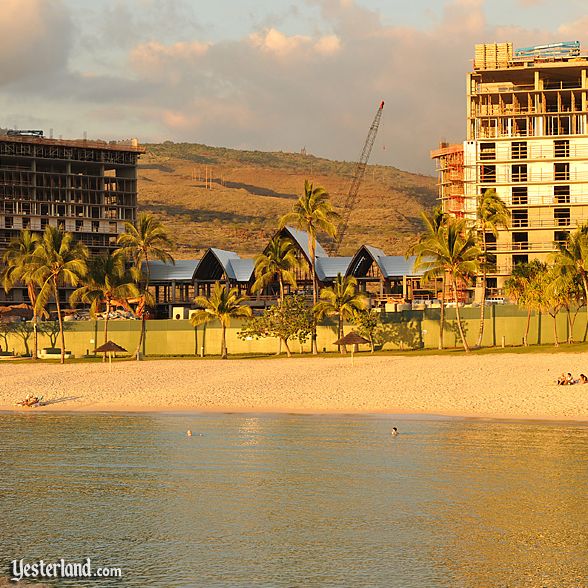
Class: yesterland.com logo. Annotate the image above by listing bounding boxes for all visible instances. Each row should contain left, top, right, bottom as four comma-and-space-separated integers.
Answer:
9, 558, 122, 582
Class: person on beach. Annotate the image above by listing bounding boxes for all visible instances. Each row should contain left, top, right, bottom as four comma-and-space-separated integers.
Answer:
580, 374, 588, 384
391, 427, 398, 436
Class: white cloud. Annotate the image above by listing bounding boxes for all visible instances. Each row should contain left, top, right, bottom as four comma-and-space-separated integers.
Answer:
2, 0, 583, 174
0, 0, 71, 85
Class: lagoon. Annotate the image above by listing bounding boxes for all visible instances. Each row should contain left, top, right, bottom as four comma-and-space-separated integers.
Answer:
0, 413, 586, 587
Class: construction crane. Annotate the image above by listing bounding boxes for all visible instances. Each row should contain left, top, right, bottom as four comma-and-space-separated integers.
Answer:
329, 101, 384, 255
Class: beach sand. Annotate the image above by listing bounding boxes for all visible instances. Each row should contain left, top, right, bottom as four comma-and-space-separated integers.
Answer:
1, 353, 587, 420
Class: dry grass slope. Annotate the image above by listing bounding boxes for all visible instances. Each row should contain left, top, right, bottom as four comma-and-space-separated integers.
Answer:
138, 142, 437, 259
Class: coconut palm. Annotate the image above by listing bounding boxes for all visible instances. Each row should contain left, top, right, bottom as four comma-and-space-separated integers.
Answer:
30, 226, 89, 364
552, 224, 588, 328
190, 281, 252, 359
476, 188, 510, 347
504, 260, 547, 346
407, 206, 448, 349
279, 180, 340, 354
412, 217, 480, 352
70, 252, 139, 349
314, 274, 367, 353
1, 230, 44, 359
117, 213, 174, 358
252, 236, 300, 302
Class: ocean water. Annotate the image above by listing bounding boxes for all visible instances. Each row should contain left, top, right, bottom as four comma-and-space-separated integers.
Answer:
0, 413, 586, 587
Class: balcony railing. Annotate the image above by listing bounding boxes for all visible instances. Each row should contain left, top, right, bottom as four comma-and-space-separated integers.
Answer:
510, 218, 578, 228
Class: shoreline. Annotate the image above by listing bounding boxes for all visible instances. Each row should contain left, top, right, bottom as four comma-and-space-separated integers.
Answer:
2, 353, 587, 422
3, 405, 588, 424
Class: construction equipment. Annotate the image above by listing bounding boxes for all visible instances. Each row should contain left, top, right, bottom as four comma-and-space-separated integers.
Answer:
329, 101, 384, 255
6, 129, 44, 137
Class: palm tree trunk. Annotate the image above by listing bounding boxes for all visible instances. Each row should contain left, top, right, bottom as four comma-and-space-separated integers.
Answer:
221, 323, 227, 359
452, 278, 469, 352
309, 235, 318, 355
552, 313, 559, 347
53, 277, 66, 364
524, 308, 531, 346
339, 312, 346, 354
33, 315, 38, 360
476, 231, 487, 348
104, 299, 111, 362
135, 252, 150, 360
439, 275, 445, 350
277, 275, 284, 355
28, 282, 38, 360
582, 274, 588, 339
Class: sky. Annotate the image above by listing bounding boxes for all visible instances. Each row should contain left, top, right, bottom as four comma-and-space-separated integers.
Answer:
0, 0, 586, 174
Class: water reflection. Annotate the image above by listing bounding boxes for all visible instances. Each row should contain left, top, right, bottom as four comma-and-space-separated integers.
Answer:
0, 413, 586, 587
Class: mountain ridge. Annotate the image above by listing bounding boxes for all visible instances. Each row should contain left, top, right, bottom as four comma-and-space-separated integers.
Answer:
137, 142, 437, 259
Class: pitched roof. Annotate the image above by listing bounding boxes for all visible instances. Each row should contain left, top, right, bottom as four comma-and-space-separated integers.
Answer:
377, 255, 425, 278
194, 248, 241, 281
227, 258, 255, 282
142, 259, 199, 282
315, 257, 353, 282
281, 226, 327, 261
209, 248, 240, 270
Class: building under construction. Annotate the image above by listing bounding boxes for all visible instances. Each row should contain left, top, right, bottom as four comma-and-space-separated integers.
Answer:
433, 41, 588, 295
0, 132, 144, 304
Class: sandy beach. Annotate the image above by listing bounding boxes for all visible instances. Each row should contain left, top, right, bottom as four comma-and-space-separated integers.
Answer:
1, 352, 587, 420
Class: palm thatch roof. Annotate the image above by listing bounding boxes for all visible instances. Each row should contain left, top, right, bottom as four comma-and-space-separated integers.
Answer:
333, 332, 370, 346
94, 340, 128, 353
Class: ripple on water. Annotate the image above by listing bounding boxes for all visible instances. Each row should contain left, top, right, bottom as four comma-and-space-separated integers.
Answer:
0, 413, 587, 587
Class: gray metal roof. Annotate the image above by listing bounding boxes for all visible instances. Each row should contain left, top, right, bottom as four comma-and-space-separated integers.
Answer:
142, 259, 198, 283
377, 255, 425, 278
227, 258, 255, 282
315, 257, 352, 282
364, 244, 386, 259
283, 226, 327, 261
209, 248, 240, 271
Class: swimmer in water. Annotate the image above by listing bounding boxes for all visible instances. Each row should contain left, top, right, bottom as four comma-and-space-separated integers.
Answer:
391, 427, 398, 436
187, 430, 192, 437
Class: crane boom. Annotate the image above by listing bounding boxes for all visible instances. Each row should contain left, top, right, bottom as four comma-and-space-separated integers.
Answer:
329, 100, 384, 255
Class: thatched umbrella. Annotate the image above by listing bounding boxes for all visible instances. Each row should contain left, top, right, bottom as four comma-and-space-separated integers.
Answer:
333, 332, 370, 365
94, 340, 127, 371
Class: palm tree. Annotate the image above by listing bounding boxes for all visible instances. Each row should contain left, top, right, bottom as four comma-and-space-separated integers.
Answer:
279, 180, 340, 354
251, 236, 300, 302
314, 274, 367, 353
117, 213, 174, 358
412, 217, 480, 352
476, 188, 510, 347
407, 206, 448, 349
1, 230, 43, 359
70, 252, 139, 350
30, 226, 89, 364
190, 281, 252, 359
552, 224, 588, 328
504, 260, 547, 346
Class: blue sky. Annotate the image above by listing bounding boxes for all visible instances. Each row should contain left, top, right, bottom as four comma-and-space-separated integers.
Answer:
1, 0, 586, 173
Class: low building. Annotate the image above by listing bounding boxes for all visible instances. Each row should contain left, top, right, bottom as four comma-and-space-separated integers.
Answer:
145, 226, 432, 317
